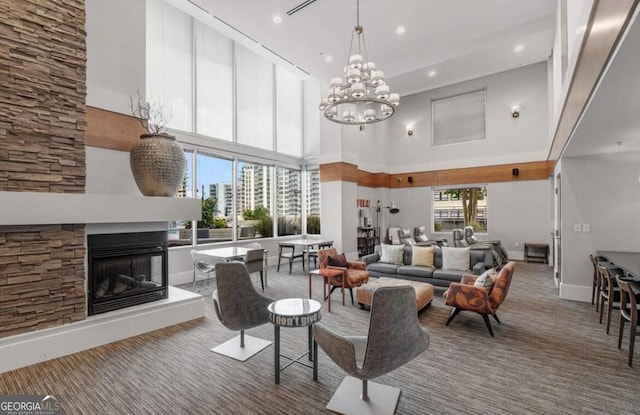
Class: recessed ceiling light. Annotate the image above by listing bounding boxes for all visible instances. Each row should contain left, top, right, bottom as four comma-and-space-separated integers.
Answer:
324, 55, 333, 63
396, 26, 405, 35
514, 44, 524, 53
427, 70, 436, 77
273, 15, 282, 24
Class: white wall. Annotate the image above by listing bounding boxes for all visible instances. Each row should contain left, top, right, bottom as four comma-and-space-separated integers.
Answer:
559, 151, 640, 301
86, 0, 146, 114
86, 147, 139, 195
384, 62, 549, 172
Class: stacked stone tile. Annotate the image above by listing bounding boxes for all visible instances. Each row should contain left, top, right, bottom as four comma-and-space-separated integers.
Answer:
0, 0, 87, 338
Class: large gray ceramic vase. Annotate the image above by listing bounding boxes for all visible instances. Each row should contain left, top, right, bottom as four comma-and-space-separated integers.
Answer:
130, 133, 186, 197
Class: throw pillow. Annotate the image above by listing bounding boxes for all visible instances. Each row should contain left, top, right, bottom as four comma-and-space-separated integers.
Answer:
327, 253, 348, 267
379, 243, 404, 265
442, 247, 470, 271
412, 245, 435, 267
474, 268, 497, 288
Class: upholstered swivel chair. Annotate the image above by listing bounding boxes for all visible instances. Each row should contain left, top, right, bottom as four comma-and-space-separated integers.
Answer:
191, 250, 217, 291
211, 262, 273, 361
452, 229, 468, 247
615, 275, 640, 366
444, 261, 516, 336
313, 286, 430, 415
244, 248, 266, 290
414, 226, 429, 243
463, 226, 479, 245
318, 248, 369, 306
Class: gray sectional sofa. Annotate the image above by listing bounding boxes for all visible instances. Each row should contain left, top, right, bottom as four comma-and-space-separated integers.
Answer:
362, 245, 492, 288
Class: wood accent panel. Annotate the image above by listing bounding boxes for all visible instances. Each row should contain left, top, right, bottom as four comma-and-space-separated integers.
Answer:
389, 161, 554, 188
357, 170, 390, 188
548, 0, 639, 161
319, 162, 359, 183
345, 161, 553, 189
86, 106, 146, 152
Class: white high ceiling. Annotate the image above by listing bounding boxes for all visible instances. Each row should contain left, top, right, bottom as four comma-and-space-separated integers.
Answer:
191, 0, 557, 95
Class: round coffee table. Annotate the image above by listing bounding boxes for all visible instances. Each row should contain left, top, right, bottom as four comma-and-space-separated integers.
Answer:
268, 298, 322, 384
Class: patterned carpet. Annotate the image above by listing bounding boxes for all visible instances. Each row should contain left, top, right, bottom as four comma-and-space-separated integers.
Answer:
1, 261, 639, 414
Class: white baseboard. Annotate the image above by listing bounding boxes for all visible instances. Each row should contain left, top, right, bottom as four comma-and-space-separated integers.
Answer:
559, 282, 591, 302
0, 286, 206, 374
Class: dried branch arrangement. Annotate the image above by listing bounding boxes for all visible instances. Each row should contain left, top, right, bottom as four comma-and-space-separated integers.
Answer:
128, 91, 171, 134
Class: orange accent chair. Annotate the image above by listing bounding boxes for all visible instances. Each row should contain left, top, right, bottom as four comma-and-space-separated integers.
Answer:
317, 248, 369, 306
444, 261, 516, 336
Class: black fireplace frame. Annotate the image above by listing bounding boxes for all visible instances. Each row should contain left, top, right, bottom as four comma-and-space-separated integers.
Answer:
87, 231, 169, 315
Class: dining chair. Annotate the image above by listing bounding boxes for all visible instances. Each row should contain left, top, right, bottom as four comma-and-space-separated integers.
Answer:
598, 265, 621, 335
244, 242, 269, 286
306, 241, 333, 270
277, 243, 305, 274
615, 275, 639, 366
190, 250, 218, 291
244, 248, 266, 290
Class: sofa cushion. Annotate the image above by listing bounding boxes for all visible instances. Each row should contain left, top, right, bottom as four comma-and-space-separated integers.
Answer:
397, 265, 435, 279
379, 243, 404, 265
327, 253, 348, 267
442, 247, 470, 271
433, 268, 469, 283
412, 245, 435, 267
367, 262, 402, 275
474, 268, 497, 288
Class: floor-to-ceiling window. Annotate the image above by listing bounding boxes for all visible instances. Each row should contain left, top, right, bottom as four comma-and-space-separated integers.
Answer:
147, 0, 315, 247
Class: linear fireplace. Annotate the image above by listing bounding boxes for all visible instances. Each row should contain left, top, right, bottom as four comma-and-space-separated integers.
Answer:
87, 231, 168, 315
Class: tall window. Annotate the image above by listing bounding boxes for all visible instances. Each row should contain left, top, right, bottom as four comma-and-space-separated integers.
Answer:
195, 22, 233, 140
276, 67, 303, 157
277, 167, 302, 236
236, 46, 274, 151
433, 186, 487, 232
305, 169, 320, 234
146, 0, 193, 132
191, 153, 234, 244
237, 161, 274, 239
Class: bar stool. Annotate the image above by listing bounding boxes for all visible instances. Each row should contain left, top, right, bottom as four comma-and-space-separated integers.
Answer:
598, 265, 621, 335
614, 275, 639, 366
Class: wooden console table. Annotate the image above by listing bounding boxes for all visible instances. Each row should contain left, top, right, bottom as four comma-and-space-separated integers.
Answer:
524, 243, 549, 264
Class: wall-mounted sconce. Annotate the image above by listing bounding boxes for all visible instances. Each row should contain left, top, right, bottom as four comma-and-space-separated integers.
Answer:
407, 126, 414, 136
511, 105, 520, 118
396, 177, 402, 183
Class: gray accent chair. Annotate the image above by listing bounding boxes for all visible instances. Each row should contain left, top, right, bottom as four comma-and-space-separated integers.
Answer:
211, 262, 273, 361
463, 226, 479, 244
452, 229, 468, 247
313, 286, 430, 415
414, 226, 429, 242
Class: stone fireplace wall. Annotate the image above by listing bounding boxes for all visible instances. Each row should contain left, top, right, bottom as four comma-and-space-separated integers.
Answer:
0, 0, 87, 338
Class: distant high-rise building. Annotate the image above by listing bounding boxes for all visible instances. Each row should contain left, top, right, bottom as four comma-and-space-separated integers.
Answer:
239, 164, 271, 217
305, 170, 320, 215
210, 182, 233, 216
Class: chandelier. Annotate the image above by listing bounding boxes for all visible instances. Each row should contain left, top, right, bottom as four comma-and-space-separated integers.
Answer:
318, 0, 399, 125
